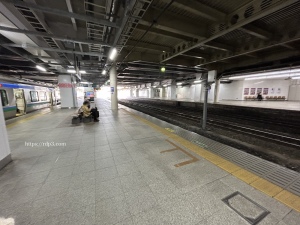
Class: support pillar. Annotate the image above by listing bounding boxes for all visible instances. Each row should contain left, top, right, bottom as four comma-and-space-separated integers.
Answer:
214, 79, 220, 103
110, 63, 118, 110
135, 89, 139, 97
130, 88, 134, 98
202, 73, 209, 130
170, 81, 176, 99
149, 87, 155, 98
0, 97, 12, 170
58, 75, 78, 108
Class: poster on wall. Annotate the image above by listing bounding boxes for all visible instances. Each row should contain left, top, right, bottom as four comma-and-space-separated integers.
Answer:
263, 88, 268, 95
257, 88, 262, 94
277, 88, 281, 94
270, 88, 275, 94
244, 88, 249, 95
250, 88, 256, 95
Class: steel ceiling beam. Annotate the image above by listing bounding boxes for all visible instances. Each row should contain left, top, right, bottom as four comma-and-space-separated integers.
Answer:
0, 25, 111, 46
239, 25, 272, 40
198, 29, 300, 66
159, 0, 225, 22
1, 43, 104, 57
161, 0, 298, 62
2, 0, 119, 28
65, 0, 77, 31
138, 20, 205, 40
142, 7, 206, 40
124, 39, 172, 52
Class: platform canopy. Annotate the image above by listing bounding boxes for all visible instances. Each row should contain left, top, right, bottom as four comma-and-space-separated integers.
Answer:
0, 0, 300, 86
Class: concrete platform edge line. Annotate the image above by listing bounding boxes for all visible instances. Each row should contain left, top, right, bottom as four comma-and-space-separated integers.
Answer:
123, 109, 300, 213
0, 154, 12, 170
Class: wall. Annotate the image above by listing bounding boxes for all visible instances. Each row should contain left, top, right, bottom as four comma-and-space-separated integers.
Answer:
219, 80, 244, 100
243, 79, 290, 99
139, 89, 149, 98
0, 97, 11, 170
288, 79, 300, 101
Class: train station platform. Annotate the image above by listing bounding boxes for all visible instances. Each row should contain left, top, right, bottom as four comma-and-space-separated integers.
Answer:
148, 98, 300, 111
1, 98, 300, 225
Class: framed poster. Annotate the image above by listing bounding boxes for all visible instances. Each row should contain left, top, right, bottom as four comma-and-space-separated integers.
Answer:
263, 88, 268, 95
244, 88, 249, 95
257, 88, 262, 94
277, 88, 281, 94
270, 88, 274, 94
250, 88, 256, 95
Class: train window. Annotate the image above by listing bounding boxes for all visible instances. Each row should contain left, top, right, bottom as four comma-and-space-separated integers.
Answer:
30, 91, 39, 102
39, 92, 47, 101
0, 90, 9, 106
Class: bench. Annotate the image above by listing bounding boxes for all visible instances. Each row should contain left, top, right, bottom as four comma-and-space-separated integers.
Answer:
72, 113, 93, 124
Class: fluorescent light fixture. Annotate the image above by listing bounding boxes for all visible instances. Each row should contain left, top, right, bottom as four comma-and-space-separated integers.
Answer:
67, 69, 76, 73
80, 70, 86, 74
176, 82, 182, 85
292, 76, 300, 79
36, 65, 46, 72
152, 86, 157, 88
163, 84, 167, 87
109, 48, 117, 60
245, 74, 294, 80
102, 70, 107, 75
229, 68, 300, 80
194, 80, 201, 83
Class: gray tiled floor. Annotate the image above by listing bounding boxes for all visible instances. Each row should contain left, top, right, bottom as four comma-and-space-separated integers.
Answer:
1, 98, 299, 225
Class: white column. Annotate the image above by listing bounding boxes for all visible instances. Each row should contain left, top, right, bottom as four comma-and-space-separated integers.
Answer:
214, 79, 220, 103
149, 88, 155, 98
0, 97, 12, 170
110, 63, 118, 110
135, 89, 139, 97
170, 81, 177, 99
58, 75, 78, 108
130, 88, 134, 97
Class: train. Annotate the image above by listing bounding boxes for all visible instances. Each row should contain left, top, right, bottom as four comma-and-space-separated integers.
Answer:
0, 82, 60, 120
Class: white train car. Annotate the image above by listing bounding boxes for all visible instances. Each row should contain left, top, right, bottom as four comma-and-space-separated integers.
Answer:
0, 82, 60, 120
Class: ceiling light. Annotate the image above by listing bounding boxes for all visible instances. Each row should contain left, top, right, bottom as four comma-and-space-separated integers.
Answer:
161, 67, 166, 72
245, 74, 297, 80
109, 48, 117, 60
80, 70, 86, 74
102, 70, 107, 75
194, 80, 201, 83
36, 65, 46, 72
176, 82, 182, 85
163, 84, 167, 87
67, 69, 76, 73
152, 86, 157, 88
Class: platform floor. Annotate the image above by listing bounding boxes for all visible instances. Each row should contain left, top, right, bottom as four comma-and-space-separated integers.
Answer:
1, 99, 300, 225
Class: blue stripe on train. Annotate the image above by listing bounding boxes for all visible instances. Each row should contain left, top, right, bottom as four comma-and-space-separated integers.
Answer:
0, 82, 35, 89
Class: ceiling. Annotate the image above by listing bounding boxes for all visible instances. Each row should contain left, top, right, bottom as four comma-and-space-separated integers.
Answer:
0, 0, 300, 87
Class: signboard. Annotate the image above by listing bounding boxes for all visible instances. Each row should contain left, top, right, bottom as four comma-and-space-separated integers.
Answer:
257, 88, 262, 94
263, 88, 268, 95
111, 87, 114, 93
277, 88, 281, 94
270, 88, 274, 94
250, 88, 256, 95
244, 88, 249, 95
58, 83, 76, 88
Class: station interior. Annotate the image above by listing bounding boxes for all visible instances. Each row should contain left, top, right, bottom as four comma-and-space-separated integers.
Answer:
0, 0, 300, 224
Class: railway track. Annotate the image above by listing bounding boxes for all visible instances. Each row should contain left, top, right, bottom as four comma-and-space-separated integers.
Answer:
119, 100, 300, 149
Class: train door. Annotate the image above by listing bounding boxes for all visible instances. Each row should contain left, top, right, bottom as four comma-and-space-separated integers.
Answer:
13, 89, 26, 116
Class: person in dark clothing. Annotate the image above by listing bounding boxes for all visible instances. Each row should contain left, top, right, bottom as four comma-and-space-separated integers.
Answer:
257, 92, 263, 101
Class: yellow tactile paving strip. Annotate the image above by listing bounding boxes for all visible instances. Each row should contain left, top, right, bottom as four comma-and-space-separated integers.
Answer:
123, 109, 300, 212
6, 111, 50, 128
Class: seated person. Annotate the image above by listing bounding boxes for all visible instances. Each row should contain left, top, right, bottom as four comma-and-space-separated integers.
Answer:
80, 100, 99, 122
257, 92, 263, 101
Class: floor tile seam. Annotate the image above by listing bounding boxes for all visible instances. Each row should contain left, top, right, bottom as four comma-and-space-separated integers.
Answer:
122, 109, 300, 213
